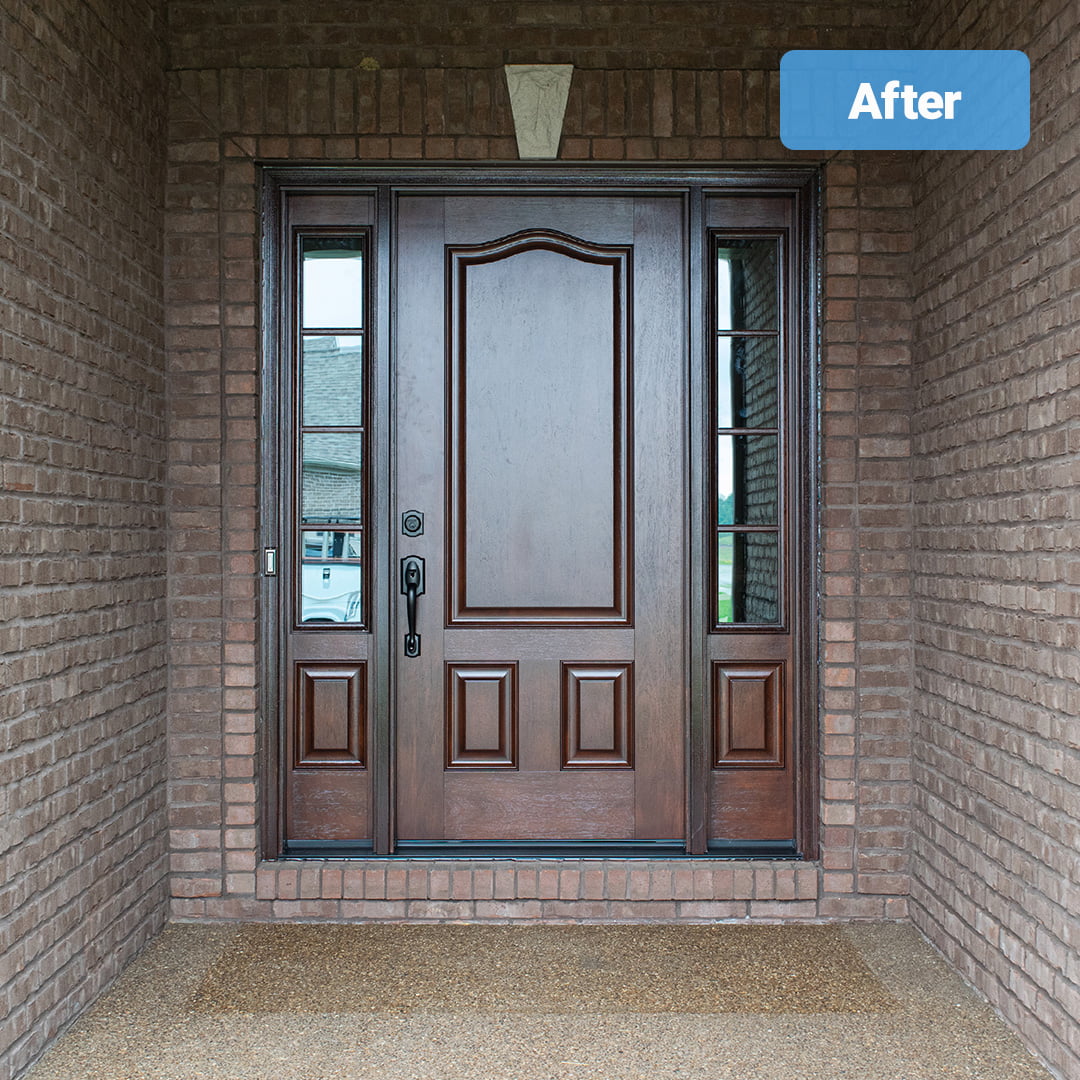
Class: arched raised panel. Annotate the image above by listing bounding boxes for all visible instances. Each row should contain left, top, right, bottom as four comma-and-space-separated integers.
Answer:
446, 230, 632, 626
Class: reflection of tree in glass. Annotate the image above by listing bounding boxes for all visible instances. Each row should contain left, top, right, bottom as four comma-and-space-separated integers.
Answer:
717, 532, 734, 624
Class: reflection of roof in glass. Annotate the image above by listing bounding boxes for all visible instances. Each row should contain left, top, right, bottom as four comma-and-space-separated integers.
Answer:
302, 336, 364, 427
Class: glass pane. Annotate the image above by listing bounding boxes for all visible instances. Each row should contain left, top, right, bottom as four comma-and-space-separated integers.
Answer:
301, 433, 363, 525
717, 435, 778, 525
302, 336, 363, 427
299, 530, 363, 624
717, 532, 780, 624
302, 237, 364, 329
716, 336, 779, 428
716, 240, 778, 331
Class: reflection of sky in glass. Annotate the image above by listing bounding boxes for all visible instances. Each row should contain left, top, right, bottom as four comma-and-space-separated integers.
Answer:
718, 436, 732, 498
717, 337, 732, 427
717, 256, 731, 330
303, 255, 363, 329
717, 255, 736, 497
717, 533, 734, 623
717, 257, 732, 493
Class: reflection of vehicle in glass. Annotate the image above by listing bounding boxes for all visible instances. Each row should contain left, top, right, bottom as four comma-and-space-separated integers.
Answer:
300, 530, 363, 623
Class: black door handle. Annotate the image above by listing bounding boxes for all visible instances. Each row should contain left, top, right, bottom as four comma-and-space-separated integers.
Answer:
400, 556, 425, 657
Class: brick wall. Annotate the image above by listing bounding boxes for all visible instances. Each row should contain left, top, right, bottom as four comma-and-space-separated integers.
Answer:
164, 2, 915, 923
6, 1, 1077, 1077
911, 1, 1080, 1077
167, 0, 908, 72
0, 2, 168, 1077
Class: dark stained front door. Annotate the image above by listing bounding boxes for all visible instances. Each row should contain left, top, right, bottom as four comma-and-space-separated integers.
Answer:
392, 194, 687, 848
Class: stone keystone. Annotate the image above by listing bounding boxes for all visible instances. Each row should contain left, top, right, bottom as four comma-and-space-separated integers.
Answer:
504, 64, 574, 159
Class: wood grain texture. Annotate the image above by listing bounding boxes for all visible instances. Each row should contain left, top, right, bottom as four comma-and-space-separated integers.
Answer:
704, 191, 804, 849
278, 194, 376, 847
712, 661, 784, 768
445, 663, 518, 768
395, 193, 685, 845
295, 662, 366, 767
273, 179, 814, 854
443, 773, 636, 840
561, 662, 634, 769
447, 230, 631, 626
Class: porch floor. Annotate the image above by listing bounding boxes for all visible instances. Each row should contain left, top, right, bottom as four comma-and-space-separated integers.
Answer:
25, 922, 1050, 1080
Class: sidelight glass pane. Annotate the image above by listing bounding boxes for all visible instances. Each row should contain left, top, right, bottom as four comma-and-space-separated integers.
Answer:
302, 237, 364, 329
716, 240, 779, 331
716, 336, 779, 429
717, 434, 779, 525
717, 532, 780, 625
301, 433, 363, 525
299, 530, 363, 624
302, 336, 364, 427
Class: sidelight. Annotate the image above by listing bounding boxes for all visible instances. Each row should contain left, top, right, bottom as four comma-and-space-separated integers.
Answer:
716, 533, 780, 625
294, 232, 369, 627
712, 235, 784, 628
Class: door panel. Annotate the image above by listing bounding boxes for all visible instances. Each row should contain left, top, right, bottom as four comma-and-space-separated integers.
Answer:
394, 194, 686, 845
448, 233, 630, 622
562, 662, 634, 769
445, 662, 518, 768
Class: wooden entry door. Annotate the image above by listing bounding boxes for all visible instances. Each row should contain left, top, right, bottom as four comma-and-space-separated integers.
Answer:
392, 194, 687, 849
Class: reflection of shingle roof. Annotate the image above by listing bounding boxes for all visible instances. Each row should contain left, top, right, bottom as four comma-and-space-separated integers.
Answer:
302, 338, 364, 427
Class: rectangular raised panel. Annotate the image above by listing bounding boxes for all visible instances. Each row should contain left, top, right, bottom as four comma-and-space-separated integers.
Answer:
448, 231, 631, 625
446, 663, 518, 769
712, 662, 784, 767
562, 663, 634, 769
295, 663, 366, 767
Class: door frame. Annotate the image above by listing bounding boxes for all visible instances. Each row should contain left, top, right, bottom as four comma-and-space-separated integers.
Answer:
258, 164, 820, 860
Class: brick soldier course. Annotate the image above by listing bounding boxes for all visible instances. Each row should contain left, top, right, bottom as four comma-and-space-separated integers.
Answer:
1, 2, 1077, 1079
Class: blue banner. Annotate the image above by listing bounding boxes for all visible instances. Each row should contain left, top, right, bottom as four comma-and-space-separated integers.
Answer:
780, 50, 1030, 151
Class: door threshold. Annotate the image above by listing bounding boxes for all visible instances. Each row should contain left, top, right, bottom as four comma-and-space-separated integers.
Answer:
394, 840, 689, 859
281, 839, 801, 860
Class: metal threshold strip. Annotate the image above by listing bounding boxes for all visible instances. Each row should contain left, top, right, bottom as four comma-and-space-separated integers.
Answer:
282, 839, 802, 859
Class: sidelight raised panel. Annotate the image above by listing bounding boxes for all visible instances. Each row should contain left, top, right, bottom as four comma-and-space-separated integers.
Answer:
562, 662, 634, 769
445, 663, 518, 769
712, 661, 784, 767
295, 662, 366, 767
447, 230, 632, 626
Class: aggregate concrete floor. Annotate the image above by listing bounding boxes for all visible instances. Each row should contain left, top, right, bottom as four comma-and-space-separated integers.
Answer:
25, 922, 1052, 1080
